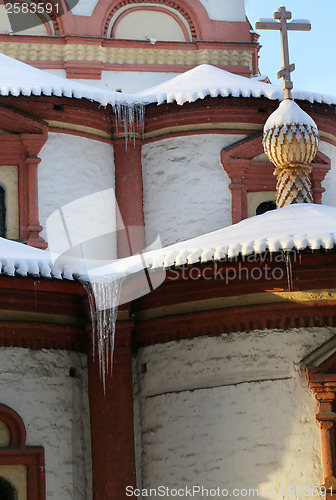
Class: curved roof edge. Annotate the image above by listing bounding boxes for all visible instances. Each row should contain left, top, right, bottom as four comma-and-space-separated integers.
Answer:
2, 204, 336, 282
1, 55, 335, 109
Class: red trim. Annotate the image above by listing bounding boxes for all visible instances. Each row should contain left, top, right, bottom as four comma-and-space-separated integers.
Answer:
134, 302, 336, 347
130, 253, 336, 346
88, 321, 136, 500
102, 62, 252, 76
320, 136, 336, 148
0, 278, 87, 351
65, 61, 103, 80
103, 0, 201, 40
0, 106, 48, 247
111, 5, 191, 41
0, 322, 87, 351
143, 129, 256, 144
0, 405, 26, 447
48, 127, 112, 143
114, 139, 145, 257
0, 405, 45, 500
305, 363, 336, 495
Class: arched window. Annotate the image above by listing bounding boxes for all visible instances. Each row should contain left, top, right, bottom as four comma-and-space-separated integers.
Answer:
256, 200, 276, 216
112, 8, 189, 41
0, 405, 45, 500
0, 477, 17, 500
104, 0, 200, 41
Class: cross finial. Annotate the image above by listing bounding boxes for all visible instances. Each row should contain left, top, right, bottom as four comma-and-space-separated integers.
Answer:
255, 6, 311, 99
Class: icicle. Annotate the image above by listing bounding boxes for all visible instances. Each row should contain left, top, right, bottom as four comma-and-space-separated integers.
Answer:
114, 103, 145, 150
83, 278, 124, 393
285, 252, 293, 291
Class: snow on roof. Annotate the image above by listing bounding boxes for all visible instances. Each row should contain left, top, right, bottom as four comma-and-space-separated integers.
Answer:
0, 52, 141, 107
85, 204, 336, 281
0, 237, 63, 280
264, 99, 318, 131
1, 55, 336, 110
1, 204, 336, 281
0, 204, 336, 281
137, 64, 336, 107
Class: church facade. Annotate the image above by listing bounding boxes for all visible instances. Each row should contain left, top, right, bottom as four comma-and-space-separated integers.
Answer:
0, 1, 336, 499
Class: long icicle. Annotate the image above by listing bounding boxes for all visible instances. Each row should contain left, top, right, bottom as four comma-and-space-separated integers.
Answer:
83, 278, 123, 393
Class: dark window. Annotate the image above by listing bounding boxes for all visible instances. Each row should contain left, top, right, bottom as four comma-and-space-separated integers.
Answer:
0, 477, 17, 500
0, 186, 6, 238
256, 200, 276, 216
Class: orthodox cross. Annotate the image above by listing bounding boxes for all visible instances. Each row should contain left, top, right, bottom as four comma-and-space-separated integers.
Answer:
255, 6, 311, 99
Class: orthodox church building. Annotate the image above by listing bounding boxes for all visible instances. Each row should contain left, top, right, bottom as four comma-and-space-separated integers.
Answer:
0, 1, 335, 500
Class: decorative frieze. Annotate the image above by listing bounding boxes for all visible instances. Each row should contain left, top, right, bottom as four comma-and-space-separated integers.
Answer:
0, 41, 253, 70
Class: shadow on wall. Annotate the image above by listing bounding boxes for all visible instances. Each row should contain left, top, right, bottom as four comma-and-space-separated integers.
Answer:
133, 327, 329, 499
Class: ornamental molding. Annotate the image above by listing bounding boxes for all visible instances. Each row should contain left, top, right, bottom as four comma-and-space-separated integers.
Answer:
0, 404, 45, 500
0, 105, 48, 247
0, 40, 253, 70
304, 339, 336, 497
102, 0, 200, 40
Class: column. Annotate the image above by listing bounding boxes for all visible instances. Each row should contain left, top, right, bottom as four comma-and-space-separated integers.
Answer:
20, 134, 47, 249
88, 321, 136, 500
113, 138, 145, 258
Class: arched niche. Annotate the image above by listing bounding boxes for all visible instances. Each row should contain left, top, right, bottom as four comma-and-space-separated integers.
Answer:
0, 405, 45, 500
0, 477, 17, 500
104, 0, 200, 40
112, 7, 189, 41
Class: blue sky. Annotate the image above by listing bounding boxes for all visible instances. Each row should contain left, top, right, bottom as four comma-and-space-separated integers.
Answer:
245, 1, 336, 96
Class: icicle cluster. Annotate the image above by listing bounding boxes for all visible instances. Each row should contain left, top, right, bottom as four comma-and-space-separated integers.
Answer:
114, 103, 145, 148
83, 278, 123, 393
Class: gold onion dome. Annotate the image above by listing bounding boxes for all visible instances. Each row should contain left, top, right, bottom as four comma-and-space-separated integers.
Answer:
262, 99, 319, 208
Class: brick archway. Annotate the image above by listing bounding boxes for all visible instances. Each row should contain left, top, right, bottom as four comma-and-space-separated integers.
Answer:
0, 405, 45, 500
103, 0, 202, 40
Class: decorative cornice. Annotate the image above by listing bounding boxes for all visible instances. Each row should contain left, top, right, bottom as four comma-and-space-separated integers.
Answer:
0, 41, 253, 72
130, 253, 336, 347
0, 278, 88, 351
134, 301, 336, 348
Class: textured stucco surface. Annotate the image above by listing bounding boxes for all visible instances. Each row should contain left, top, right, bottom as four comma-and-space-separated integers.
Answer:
142, 134, 245, 246
134, 328, 333, 498
0, 347, 92, 500
320, 141, 336, 207
199, 0, 246, 21
38, 133, 116, 254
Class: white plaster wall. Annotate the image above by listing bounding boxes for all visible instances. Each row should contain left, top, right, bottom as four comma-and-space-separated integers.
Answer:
0, 347, 92, 500
114, 10, 186, 42
38, 133, 116, 259
43, 69, 181, 93
134, 327, 333, 498
320, 141, 336, 207
199, 0, 246, 22
142, 135, 245, 246
71, 0, 246, 22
